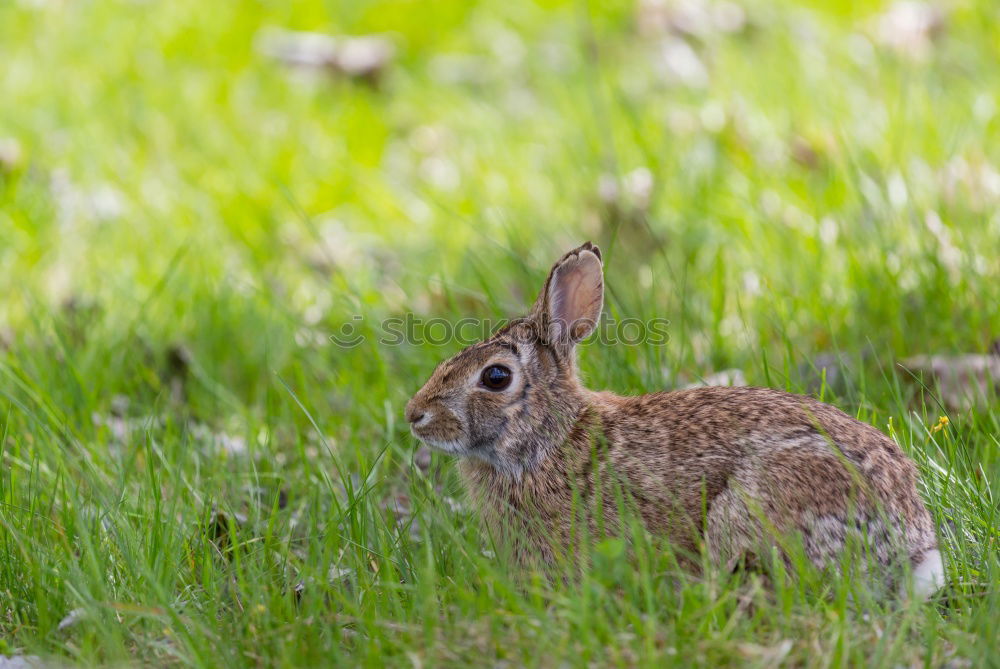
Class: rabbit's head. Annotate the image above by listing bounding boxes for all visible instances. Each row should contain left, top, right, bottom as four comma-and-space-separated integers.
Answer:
405, 242, 604, 475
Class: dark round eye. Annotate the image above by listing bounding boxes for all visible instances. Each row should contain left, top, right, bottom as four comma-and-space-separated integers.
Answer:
480, 364, 512, 391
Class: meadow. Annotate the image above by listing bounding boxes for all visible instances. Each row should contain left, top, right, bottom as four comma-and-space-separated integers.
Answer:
1, 0, 998, 665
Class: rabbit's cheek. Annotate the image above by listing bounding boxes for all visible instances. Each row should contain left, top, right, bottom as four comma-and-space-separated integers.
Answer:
465, 397, 511, 454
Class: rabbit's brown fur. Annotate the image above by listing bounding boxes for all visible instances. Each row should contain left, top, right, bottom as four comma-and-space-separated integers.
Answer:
406, 243, 942, 596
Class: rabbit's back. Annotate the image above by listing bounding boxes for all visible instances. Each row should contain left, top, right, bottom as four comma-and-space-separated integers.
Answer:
594, 386, 937, 572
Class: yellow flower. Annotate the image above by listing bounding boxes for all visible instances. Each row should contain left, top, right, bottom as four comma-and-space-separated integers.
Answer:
931, 416, 949, 433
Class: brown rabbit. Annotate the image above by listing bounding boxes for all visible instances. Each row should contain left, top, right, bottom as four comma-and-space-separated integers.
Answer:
406, 242, 943, 597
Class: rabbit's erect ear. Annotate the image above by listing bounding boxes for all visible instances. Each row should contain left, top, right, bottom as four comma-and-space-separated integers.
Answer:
532, 242, 604, 349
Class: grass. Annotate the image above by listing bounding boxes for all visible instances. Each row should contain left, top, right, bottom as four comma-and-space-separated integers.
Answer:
1, 0, 998, 665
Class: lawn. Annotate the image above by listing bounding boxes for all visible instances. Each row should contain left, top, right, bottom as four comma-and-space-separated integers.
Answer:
0, 0, 998, 665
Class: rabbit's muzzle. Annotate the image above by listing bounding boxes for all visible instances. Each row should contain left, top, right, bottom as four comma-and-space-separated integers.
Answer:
405, 395, 466, 452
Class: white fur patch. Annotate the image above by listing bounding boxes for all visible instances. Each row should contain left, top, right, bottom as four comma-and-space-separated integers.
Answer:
418, 437, 467, 455
904, 549, 945, 600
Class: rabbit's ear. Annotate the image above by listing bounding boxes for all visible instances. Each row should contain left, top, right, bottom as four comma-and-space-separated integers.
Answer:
532, 242, 603, 350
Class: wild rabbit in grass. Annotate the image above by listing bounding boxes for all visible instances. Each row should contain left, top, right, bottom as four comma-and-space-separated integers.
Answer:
406, 242, 943, 598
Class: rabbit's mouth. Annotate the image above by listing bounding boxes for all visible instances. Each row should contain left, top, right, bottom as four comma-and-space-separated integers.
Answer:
413, 432, 467, 455
409, 406, 467, 454
410, 419, 467, 454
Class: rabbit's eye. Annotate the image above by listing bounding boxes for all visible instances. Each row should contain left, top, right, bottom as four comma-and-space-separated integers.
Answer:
480, 365, 512, 391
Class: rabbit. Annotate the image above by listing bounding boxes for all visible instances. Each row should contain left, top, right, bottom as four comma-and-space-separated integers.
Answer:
406, 242, 943, 598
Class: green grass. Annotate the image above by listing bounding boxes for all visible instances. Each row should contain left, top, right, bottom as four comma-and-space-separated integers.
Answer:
1, 0, 999, 665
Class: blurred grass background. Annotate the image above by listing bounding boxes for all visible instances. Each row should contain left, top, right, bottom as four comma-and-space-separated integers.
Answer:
0, 0, 998, 666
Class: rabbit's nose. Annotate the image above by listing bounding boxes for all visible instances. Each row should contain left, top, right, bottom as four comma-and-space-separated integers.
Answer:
405, 403, 425, 424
